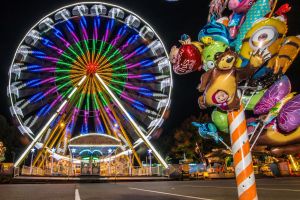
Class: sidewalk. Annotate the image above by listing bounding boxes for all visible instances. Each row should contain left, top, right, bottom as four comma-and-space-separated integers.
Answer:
12, 176, 172, 183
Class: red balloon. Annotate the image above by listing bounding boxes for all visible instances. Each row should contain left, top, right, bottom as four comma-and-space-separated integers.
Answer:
172, 44, 202, 75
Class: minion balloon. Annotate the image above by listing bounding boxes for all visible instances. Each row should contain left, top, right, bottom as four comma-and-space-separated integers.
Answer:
236, 17, 287, 68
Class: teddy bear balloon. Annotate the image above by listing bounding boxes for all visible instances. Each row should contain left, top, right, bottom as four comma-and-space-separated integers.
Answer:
198, 48, 241, 111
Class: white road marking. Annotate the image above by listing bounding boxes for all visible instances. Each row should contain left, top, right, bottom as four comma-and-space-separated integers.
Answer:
183, 185, 300, 192
258, 183, 300, 186
258, 188, 300, 192
183, 185, 236, 189
75, 188, 81, 200
129, 187, 215, 200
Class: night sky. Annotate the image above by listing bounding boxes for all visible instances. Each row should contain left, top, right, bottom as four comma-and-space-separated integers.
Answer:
0, 0, 300, 155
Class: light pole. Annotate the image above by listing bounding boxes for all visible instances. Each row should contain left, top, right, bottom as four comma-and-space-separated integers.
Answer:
114, 147, 118, 183
30, 148, 35, 175
128, 149, 132, 176
51, 148, 56, 175
71, 148, 76, 176
108, 148, 112, 176
148, 149, 152, 176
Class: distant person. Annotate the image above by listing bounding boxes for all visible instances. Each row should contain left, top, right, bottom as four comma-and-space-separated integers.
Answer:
270, 162, 280, 177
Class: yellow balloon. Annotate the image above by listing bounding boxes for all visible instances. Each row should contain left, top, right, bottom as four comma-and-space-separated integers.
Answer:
237, 17, 287, 67
259, 126, 300, 147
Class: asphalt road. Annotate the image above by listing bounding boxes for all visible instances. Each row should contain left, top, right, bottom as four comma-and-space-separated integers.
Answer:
1, 177, 300, 200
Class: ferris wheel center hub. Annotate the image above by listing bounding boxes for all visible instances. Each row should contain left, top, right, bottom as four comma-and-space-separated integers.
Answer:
86, 63, 98, 75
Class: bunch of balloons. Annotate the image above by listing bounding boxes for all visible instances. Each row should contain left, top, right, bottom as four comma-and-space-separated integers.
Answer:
170, 0, 300, 152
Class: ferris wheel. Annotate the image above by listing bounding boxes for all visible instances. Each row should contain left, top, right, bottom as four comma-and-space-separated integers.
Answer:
8, 2, 172, 168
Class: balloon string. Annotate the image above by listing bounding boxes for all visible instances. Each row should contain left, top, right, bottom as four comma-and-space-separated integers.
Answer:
268, 0, 278, 18
239, 80, 249, 105
249, 121, 261, 142
250, 124, 266, 151
243, 90, 256, 112
219, 138, 232, 151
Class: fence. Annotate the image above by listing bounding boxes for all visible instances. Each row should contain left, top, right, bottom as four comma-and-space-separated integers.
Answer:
18, 164, 168, 177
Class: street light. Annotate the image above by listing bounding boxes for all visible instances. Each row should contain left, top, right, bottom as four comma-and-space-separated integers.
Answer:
108, 148, 112, 176
71, 148, 76, 175
113, 123, 119, 128
128, 149, 133, 176
51, 148, 56, 175
30, 148, 35, 175
148, 149, 152, 176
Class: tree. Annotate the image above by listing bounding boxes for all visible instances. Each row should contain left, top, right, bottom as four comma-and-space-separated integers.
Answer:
166, 113, 231, 163
0, 115, 28, 162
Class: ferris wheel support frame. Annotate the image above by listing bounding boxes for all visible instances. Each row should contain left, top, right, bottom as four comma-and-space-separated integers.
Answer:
95, 73, 168, 168
14, 76, 87, 168
33, 116, 66, 167
97, 88, 143, 167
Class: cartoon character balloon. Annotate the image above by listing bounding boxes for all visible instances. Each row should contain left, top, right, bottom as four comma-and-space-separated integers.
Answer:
267, 36, 300, 74
201, 40, 228, 71
228, 0, 256, 38
198, 49, 240, 111
208, 0, 229, 21
236, 17, 288, 68
234, 0, 272, 52
198, 18, 232, 45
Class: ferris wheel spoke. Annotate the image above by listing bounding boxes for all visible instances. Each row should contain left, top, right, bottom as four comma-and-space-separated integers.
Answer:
95, 95, 118, 137
95, 73, 168, 168
91, 94, 105, 134
93, 18, 128, 64
93, 19, 115, 63
99, 75, 163, 114
77, 15, 92, 62
17, 45, 85, 73
96, 88, 143, 165
66, 106, 80, 135
25, 30, 86, 69
40, 18, 91, 66
100, 44, 150, 72
14, 75, 87, 167
91, 17, 102, 64
65, 92, 86, 136
93, 78, 125, 137
119, 34, 140, 52
94, 26, 128, 67
99, 35, 145, 70
25, 30, 65, 57
59, 21, 89, 64
57, 53, 86, 70
81, 78, 93, 134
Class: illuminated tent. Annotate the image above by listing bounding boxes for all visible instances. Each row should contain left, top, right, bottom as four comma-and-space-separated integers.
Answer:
68, 133, 122, 158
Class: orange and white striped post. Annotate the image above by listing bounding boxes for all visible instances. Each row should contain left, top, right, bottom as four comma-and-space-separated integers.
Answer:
228, 105, 258, 200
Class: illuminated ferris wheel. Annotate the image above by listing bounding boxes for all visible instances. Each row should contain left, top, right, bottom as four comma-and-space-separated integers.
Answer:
8, 2, 172, 168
